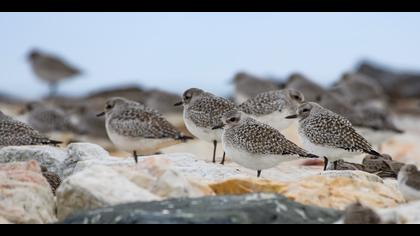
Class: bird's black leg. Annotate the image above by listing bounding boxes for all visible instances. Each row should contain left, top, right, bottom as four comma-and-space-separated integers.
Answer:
212, 140, 217, 163
133, 150, 138, 164
323, 157, 329, 171
257, 170, 262, 178
220, 152, 226, 165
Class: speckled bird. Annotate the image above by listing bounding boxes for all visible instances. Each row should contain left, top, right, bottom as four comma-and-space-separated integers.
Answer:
238, 89, 305, 131
213, 110, 318, 177
286, 102, 381, 170
0, 110, 61, 147
98, 97, 192, 163
175, 88, 237, 164
397, 164, 420, 202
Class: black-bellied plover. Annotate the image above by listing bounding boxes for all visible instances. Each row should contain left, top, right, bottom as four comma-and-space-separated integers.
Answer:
286, 102, 381, 170
212, 110, 318, 177
317, 92, 403, 149
285, 73, 326, 102
0, 110, 61, 147
232, 72, 280, 104
238, 89, 305, 131
24, 102, 85, 134
362, 154, 401, 178
343, 202, 382, 224
175, 88, 236, 164
98, 97, 192, 163
41, 166, 61, 195
397, 164, 420, 202
27, 49, 82, 97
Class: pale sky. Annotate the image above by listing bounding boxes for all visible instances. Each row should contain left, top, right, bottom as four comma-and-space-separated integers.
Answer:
1, 12, 420, 99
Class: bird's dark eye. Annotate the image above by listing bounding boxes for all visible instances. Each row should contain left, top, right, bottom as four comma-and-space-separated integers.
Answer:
302, 109, 310, 113
229, 117, 237, 122
185, 95, 192, 100
106, 105, 113, 110
292, 95, 300, 100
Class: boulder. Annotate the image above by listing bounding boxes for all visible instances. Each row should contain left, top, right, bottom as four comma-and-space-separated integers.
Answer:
56, 165, 160, 221
0, 160, 57, 224
0, 146, 67, 178
61, 193, 343, 224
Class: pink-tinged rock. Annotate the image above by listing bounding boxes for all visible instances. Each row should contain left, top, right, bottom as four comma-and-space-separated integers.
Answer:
0, 160, 56, 224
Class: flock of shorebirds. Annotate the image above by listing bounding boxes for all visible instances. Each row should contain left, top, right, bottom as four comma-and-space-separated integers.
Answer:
1, 49, 420, 207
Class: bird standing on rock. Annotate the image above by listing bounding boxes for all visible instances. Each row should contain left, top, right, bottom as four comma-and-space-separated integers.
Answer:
175, 88, 236, 165
98, 97, 192, 163
286, 102, 381, 171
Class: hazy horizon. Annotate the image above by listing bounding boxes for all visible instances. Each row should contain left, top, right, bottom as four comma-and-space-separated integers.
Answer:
2, 12, 420, 99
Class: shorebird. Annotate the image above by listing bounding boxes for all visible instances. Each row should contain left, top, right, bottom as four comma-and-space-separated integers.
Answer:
98, 97, 192, 163
213, 110, 318, 177
175, 88, 236, 164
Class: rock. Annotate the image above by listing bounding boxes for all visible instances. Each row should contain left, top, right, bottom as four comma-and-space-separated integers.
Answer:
112, 157, 215, 198
0, 146, 67, 178
62, 142, 111, 178
210, 172, 405, 210
378, 200, 420, 224
61, 193, 342, 224
320, 170, 384, 183
0, 217, 11, 224
0, 160, 57, 224
56, 165, 160, 221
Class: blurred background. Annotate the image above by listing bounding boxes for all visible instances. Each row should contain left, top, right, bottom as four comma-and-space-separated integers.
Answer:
1, 12, 420, 160
2, 12, 420, 99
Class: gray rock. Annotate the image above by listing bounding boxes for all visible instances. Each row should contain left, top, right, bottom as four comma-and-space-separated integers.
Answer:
0, 146, 67, 178
61, 193, 342, 224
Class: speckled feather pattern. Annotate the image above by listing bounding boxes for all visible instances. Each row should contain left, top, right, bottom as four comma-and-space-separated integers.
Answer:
28, 107, 78, 133
108, 104, 182, 139
186, 93, 236, 128
224, 117, 313, 157
300, 108, 373, 152
0, 114, 57, 146
238, 90, 295, 116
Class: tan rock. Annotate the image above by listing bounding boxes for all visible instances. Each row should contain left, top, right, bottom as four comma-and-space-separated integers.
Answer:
0, 160, 57, 224
210, 171, 405, 210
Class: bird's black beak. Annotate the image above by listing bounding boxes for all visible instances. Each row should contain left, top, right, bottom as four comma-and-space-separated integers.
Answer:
212, 124, 225, 130
96, 112, 105, 117
174, 101, 183, 107
285, 114, 298, 119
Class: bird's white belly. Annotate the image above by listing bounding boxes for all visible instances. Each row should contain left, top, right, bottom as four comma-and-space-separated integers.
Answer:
250, 110, 295, 131
107, 130, 177, 155
223, 143, 298, 171
398, 178, 420, 202
355, 127, 395, 147
299, 133, 361, 161
183, 114, 222, 143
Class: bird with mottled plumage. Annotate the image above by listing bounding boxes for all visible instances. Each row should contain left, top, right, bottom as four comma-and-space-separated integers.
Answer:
286, 102, 380, 170
0, 110, 61, 147
175, 88, 237, 164
41, 166, 61, 195
213, 110, 318, 177
238, 89, 305, 131
285, 73, 326, 102
25, 102, 85, 134
362, 154, 403, 178
98, 97, 192, 163
232, 72, 280, 104
343, 202, 382, 224
27, 49, 82, 97
397, 164, 420, 202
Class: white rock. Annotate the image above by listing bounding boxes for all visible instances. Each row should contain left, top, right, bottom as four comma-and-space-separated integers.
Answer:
67, 142, 110, 161
56, 165, 160, 221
